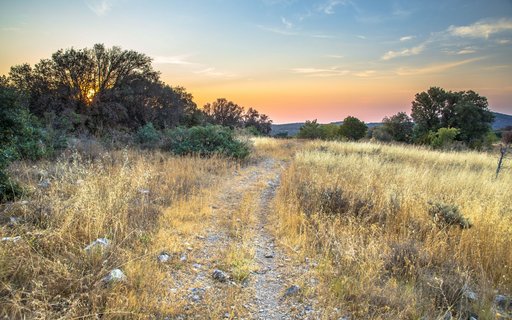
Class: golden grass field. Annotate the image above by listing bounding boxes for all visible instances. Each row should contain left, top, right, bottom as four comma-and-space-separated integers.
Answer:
272, 140, 512, 319
1, 138, 511, 319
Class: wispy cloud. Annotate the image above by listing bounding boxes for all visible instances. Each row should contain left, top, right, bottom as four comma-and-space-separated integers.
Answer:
497, 39, 511, 44
318, 0, 348, 15
281, 17, 293, 29
357, 35, 366, 40
448, 18, 512, 38
1, 27, 21, 32
400, 35, 415, 42
353, 70, 376, 77
396, 57, 484, 76
325, 54, 344, 59
194, 67, 235, 78
456, 48, 476, 55
381, 43, 425, 60
291, 67, 350, 77
257, 25, 334, 39
153, 55, 197, 65
86, 0, 113, 16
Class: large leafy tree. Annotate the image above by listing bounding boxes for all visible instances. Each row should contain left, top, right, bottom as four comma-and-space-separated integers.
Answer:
382, 112, 414, 142
297, 120, 324, 139
339, 116, 367, 140
7, 44, 199, 132
411, 87, 447, 138
243, 107, 272, 135
203, 98, 244, 129
411, 87, 494, 144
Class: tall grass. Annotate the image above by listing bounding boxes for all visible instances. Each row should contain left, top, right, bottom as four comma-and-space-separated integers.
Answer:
0, 148, 232, 318
273, 141, 512, 319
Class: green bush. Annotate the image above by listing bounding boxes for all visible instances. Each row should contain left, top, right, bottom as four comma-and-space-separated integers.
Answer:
136, 122, 161, 148
429, 127, 460, 149
163, 125, 250, 159
1, 84, 45, 201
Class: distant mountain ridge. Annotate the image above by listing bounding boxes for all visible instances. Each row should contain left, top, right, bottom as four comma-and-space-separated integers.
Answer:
271, 112, 512, 136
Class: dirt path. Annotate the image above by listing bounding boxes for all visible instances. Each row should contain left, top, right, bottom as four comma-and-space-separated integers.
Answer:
167, 157, 320, 319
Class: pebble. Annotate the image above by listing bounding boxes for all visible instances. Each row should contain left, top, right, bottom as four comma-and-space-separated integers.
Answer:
283, 284, 300, 297
212, 269, 229, 282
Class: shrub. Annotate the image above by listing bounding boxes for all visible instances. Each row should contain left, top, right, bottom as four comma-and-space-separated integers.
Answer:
136, 122, 160, 148
428, 201, 471, 229
429, 127, 460, 149
1, 85, 45, 201
163, 125, 250, 159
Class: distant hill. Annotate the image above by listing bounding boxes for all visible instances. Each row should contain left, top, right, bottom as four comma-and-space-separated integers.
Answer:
271, 111, 512, 136
492, 112, 512, 130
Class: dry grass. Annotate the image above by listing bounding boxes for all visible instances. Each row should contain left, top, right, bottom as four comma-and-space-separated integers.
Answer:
272, 140, 512, 319
0, 148, 233, 318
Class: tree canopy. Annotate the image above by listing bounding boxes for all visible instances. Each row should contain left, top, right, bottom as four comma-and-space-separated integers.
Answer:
6, 44, 201, 133
411, 87, 494, 145
339, 116, 367, 141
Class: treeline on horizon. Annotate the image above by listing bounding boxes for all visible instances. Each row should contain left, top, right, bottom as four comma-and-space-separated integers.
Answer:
293, 87, 512, 151
0, 44, 272, 200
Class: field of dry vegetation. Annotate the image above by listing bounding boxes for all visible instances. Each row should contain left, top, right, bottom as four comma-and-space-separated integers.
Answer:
1, 137, 511, 319
272, 140, 512, 319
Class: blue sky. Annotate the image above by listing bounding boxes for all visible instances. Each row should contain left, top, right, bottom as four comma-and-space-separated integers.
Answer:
1, 0, 511, 122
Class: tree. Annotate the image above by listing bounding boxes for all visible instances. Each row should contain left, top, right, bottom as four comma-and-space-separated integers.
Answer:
6, 44, 203, 133
339, 116, 367, 140
297, 120, 324, 139
203, 98, 244, 129
411, 87, 447, 139
410, 87, 494, 146
243, 107, 272, 135
382, 112, 414, 143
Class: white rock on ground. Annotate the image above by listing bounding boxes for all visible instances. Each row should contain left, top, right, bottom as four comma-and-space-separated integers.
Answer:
84, 238, 110, 251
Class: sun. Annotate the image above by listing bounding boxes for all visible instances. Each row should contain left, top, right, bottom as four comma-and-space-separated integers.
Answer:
86, 88, 96, 103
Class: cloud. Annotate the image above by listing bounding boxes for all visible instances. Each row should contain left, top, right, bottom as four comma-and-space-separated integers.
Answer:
318, 0, 348, 15
325, 54, 344, 59
400, 35, 415, 42
281, 17, 293, 29
448, 18, 512, 38
357, 35, 366, 40
396, 57, 484, 76
456, 48, 476, 55
353, 70, 376, 77
153, 55, 197, 65
497, 39, 511, 44
257, 25, 334, 38
86, 0, 113, 16
194, 67, 235, 78
291, 67, 350, 77
1, 27, 21, 32
381, 43, 425, 60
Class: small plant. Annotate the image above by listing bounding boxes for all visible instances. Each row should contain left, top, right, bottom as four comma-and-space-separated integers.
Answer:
428, 201, 472, 229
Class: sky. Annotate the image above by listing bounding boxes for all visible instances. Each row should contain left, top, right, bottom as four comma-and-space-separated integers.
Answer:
1, 0, 511, 124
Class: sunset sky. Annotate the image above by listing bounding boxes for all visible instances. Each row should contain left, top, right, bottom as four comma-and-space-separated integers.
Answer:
1, 0, 511, 123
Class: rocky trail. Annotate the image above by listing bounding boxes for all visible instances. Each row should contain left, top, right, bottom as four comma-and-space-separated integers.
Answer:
166, 157, 320, 319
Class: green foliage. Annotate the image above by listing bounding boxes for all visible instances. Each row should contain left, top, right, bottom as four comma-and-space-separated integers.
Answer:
369, 126, 393, 142
163, 125, 250, 159
204, 100, 272, 135
428, 127, 460, 149
0, 84, 45, 201
428, 201, 471, 229
382, 112, 414, 142
339, 116, 367, 141
411, 87, 494, 147
297, 120, 324, 139
136, 122, 160, 148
